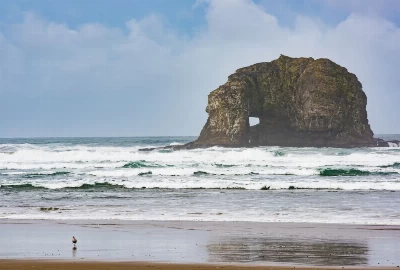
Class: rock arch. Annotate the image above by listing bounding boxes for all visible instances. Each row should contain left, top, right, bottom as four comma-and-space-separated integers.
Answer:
191, 55, 374, 148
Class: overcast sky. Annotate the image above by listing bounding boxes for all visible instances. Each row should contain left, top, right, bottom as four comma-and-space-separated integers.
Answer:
0, 0, 399, 137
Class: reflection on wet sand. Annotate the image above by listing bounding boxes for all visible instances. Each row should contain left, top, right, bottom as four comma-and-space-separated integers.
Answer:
208, 237, 368, 266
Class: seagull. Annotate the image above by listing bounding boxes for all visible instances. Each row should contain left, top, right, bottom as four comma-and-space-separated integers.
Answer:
72, 236, 77, 247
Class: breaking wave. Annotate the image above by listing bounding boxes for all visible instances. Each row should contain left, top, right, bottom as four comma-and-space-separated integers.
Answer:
22, 171, 70, 178
380, 162, 400, 168
0, 182, 343, 191
0, 183, 45, 190
2, 178, 400, 191
1, 136, 400, 224
214, 163, 237, 168
193, 171, 209, 175
1, 138, 400, 192
319, 169, 398, 177
122, 161, 165, 168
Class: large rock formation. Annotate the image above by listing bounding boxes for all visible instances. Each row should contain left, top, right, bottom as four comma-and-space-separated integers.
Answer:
190, 55, 375, 148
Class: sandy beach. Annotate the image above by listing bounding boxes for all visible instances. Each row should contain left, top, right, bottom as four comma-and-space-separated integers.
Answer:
1, 220, 400, 269
1, 260, 400, 270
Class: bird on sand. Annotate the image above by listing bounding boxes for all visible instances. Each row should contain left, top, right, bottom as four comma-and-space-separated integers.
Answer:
72, 236, 77, 246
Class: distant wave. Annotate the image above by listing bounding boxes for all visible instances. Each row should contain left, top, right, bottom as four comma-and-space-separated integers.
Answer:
138, 171, 152, 176
1, 141, 400, 191
193, 171, 209, 175
320, 169, 398, 177
2, 137, 400, 225
193, 171, 262, 176
169, 142, 184, 146
0, 182, 247, 191
274, 150, 285, 157
22, 171, 70, 178
0, 145, 17, 154
0, 182, 325, 191
213, 163, 237, 168
0, 183, 45, 190
2, 180, 400, 191
0, 182, 126, 191
122, 160, 165, 168
379, 162, 400, 168
2, 143, 400, 173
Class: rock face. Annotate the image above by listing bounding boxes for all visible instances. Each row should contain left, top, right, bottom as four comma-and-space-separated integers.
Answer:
190, 55, 375, 148
376, 139, 400, 147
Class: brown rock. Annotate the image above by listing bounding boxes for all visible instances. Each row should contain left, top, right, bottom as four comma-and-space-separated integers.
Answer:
190, 55, 374, 148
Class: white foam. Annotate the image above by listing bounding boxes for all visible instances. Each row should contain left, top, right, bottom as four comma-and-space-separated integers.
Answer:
388, 142, 399, 147
1, 144, 399, 170
1, 171, 26, 175
1, 143, 400, 191
2, 207, 399, 225
169, 142, 184, 146
2, 141, 400, 225
3, 174, 399, 191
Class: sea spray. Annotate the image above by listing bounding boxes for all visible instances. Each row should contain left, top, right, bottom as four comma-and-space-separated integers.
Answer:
388, 142, 400, 147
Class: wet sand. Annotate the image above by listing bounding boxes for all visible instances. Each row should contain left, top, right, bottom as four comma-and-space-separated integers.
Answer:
1, 220, 400, 268
1, 260, 399, 270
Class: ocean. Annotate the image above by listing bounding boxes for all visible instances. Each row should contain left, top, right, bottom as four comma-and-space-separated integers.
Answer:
1, 136, 400, 225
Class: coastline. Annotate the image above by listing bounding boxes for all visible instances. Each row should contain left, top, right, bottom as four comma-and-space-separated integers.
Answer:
1, 260, 399, 270
1, 220, 400, 268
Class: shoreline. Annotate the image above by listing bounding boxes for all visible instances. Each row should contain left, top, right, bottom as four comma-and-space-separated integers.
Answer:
3, 218, 400, 228
1, 260, 400, 270
1, 220, 400, 268
3, 218, 400, 225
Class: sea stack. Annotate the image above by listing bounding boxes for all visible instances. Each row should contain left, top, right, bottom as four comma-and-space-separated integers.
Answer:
189, 55, 375, 148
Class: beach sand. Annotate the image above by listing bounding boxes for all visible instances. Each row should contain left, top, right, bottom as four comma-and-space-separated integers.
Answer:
1, 220, 400, 269
1, 260, 399, 270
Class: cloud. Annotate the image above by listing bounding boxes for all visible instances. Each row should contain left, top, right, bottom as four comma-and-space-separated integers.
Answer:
0, 0, 399, 136
319, 0, 400, 17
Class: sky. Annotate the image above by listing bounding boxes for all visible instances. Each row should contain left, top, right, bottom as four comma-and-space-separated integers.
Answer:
0, 0, 399, 137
